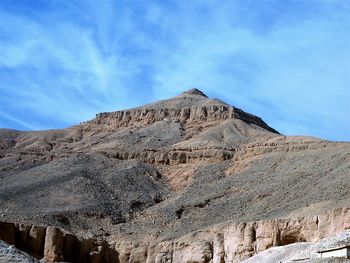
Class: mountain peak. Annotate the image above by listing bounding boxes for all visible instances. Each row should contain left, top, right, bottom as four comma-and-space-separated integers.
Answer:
91, 88, 279, 134
180, 88, 208, 97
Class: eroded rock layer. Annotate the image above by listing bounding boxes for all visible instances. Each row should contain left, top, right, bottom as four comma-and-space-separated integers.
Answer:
89, 104, 277, 134
0, 222, 118, 263
1, 208, 350, 262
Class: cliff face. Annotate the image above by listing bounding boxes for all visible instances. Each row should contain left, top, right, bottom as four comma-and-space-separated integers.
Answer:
1, 208, 350, 263
89, 103, 277, 134
114, 208, 350, 263
0, 89, 349, 262
0, 222, 118, 263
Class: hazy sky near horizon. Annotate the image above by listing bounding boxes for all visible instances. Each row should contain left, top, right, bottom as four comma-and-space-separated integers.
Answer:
0, 0, 349, 141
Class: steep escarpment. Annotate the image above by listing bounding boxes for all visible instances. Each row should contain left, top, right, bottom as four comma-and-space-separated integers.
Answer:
121, 208, 350, 263
0, 89, 349, 262
87, 89, 277, 134
2, 208, 350, 263
0, 221, 118, 263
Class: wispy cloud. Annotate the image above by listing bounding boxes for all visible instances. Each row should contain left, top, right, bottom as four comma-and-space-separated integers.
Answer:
0, 0, 349, 141
0, 111, 39, 130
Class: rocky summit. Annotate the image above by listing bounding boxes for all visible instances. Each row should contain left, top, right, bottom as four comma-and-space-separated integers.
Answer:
0, 89, 349, 263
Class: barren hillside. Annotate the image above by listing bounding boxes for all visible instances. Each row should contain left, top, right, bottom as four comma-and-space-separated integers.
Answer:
0, 89, 349, 262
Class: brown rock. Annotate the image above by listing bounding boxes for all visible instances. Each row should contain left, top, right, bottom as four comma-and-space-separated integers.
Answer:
44, 227, 64, 262
0, 222, 16, 245
28, 225, 46, 257
62, 232, 81, 263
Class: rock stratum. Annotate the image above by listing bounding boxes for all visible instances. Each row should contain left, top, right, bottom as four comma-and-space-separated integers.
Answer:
0, 89, 349, 262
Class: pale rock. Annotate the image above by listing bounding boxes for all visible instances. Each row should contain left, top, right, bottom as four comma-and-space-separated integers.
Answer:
44, 227, 64, 262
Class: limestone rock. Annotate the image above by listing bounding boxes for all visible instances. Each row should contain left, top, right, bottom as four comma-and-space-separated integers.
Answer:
44, 227, 64, 262
28, 225, 46, 258
112, 208, 350, 263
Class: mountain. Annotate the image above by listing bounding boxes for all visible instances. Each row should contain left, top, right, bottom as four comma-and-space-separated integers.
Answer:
0, 89, 349, 263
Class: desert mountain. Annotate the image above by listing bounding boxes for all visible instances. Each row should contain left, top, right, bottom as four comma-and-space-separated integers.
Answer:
0, 89, 349, 262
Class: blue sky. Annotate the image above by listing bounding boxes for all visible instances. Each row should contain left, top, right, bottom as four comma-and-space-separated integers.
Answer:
0, 0, 349, 141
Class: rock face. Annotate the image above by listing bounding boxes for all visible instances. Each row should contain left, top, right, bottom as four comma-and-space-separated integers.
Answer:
0, 89, 349, 262
2, 208, 350, 262
0, 222, 118, 263
115, 208, 350, 263
87, 93, 277, 134
243, 229, 350, 263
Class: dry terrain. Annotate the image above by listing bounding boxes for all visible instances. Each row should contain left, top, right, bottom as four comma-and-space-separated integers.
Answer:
0, 89, 349, 262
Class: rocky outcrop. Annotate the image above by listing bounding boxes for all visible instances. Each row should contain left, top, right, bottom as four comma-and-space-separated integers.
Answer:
0, 222, 119, 263
115, 208, 350, 263
103, 139, 329, 166
1, 208, 350, 262
105, 148, 235, 165
87, 104, 277, 133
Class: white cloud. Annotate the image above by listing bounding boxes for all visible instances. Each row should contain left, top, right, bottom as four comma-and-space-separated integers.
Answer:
0, 1, 349, 140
